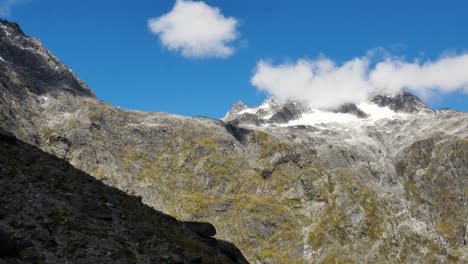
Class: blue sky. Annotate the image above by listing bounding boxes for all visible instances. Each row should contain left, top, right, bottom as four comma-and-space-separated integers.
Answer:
3, 0, 468, 117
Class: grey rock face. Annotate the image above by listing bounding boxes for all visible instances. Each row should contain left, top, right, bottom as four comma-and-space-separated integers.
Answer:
0, 19, 94, 98
331, 103, 369, 118
268, 100, 308, 124
1, 19, 467, 263
370, 91, 432, 113
224, 101, 247, 119
224, 98, 311, 125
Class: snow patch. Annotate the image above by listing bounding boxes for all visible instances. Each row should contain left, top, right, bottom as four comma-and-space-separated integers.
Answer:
276, 103, 408, 127
40, 95, 51, 101
285, 110, 360, 126
0, 56, 6, 63
238, 108, 257, 115
0, 25, 11, 36
357, 103, 403, 121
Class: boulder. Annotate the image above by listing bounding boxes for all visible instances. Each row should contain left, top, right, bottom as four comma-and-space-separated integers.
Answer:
0, 129, 16, 145
182, 221, 216, 237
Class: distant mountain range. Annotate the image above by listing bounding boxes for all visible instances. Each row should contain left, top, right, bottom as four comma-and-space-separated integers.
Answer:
223, 91, 432, 127
1, 19, 467, 263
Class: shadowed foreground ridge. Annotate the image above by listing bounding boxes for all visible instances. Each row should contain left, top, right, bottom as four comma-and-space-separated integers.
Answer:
0, 131, 248, 264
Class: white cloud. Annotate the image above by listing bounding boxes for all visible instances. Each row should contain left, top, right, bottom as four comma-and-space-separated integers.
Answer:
0, 0, 28, 17
251, 53, 468, 108
148, 0, 239, 59
252, 58, 373, 108
370, 54, 468, 95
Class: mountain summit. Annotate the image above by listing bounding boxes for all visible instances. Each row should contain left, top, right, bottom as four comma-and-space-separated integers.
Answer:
223, 91, 433, 127
370, 91, 432, 113
0, 19, 95, 98
1, 20, 467, 263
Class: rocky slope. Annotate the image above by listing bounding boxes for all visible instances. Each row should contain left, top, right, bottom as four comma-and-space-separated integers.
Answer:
1, 19, 467, 263
0, 129, 247, 264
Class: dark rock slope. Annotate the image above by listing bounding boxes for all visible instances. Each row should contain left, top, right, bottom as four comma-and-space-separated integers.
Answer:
0, 130, 247, 264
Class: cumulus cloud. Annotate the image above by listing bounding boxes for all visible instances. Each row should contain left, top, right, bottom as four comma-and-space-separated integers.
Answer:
0, 0, 29, 17
148, 0, 239, 59
252, 58, 373, 108
370, 55, 468, 95
251, 53, 468, 108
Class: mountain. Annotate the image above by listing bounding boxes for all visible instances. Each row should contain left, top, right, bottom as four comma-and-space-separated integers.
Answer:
223, 91, 433, 127
1, 19, 467, 263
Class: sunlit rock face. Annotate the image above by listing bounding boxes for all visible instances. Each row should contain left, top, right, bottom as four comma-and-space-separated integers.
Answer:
1, 19, 467, 263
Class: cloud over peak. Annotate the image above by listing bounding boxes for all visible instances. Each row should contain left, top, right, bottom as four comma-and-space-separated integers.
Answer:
251, 53, 468, 108
370, 54, 468, 94
148, 0, 239, 59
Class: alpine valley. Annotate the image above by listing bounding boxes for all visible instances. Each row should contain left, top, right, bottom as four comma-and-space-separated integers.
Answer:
0, 20, 467, 263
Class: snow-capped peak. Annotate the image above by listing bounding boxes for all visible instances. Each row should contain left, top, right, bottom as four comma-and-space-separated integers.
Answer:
223, 91, 432, 127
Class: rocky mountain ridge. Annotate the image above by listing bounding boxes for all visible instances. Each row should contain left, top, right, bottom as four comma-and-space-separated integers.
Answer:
0, 19, 94, 98
1, 20, 467, 263
223, 91, 433, 127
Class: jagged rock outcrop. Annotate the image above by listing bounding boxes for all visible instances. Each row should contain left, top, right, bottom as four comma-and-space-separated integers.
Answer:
0, 19, 94, 98
331, 103, 369, 118
223, 98, 310, 125
370, 91, 432, 113
0, 132, 247, 264
0, 19, 467, 263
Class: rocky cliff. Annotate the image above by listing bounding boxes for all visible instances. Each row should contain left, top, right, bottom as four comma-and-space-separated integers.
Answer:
0, 19, 467, 263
